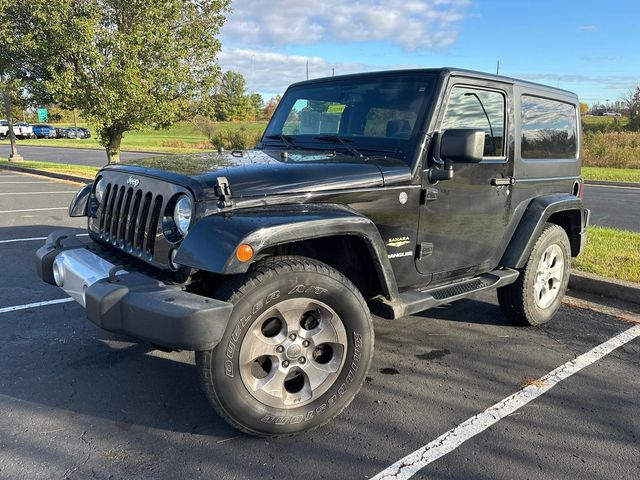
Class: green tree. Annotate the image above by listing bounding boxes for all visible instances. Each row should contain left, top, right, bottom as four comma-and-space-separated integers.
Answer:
30, 0, 230, 163
249, 93, 264, 120
0, 1, 36, 161
212, 71, 253, 121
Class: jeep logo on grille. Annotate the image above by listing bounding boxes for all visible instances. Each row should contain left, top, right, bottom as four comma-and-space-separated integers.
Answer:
127, 176, 140, 188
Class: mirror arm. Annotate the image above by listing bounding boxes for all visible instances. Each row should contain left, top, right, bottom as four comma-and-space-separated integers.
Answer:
428, 158, 454, 182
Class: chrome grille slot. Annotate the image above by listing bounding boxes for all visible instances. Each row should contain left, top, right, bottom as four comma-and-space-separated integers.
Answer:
110, 186, 126, 244
145, 195, 163, 256
117, 187, 134, 246
125, 189, 143, 250
136, 192, 153, 254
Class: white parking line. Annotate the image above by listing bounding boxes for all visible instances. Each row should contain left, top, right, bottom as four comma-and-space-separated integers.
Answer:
0, 191, 77, 195
0, 297, 74, 314
373, 324, 640, 480
0, 233, 89, 244
0, 207, 68, 214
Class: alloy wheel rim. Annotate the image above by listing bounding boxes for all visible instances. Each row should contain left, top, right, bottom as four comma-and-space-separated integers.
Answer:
534, 244, 564, 309
238, 297, 348, 409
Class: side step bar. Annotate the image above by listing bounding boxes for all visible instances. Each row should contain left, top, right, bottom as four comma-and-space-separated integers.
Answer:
370, 268, 520, 319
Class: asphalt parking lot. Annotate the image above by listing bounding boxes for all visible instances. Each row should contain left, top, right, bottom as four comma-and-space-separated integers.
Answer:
0, 171, 639, 480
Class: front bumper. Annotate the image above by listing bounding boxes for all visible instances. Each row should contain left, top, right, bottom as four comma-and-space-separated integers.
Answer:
35, 230, 233, 351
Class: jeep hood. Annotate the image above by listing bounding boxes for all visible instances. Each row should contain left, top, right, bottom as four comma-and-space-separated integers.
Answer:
107, 149, 411, 200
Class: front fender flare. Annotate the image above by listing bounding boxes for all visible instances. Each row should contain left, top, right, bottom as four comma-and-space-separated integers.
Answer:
174, 204, 399, 300
68, 183, 92, 217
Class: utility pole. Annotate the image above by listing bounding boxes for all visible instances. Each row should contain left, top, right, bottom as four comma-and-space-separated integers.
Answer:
73, 108, 78, 138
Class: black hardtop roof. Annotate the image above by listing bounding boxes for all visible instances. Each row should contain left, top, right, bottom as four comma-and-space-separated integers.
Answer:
288, 67, 578, 100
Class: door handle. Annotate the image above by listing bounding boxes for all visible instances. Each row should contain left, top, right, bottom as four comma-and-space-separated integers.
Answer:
491, 177, 515, 186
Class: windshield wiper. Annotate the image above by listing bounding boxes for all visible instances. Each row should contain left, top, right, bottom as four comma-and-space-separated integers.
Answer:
314, 135, 364, 158
264, 134, 296, 149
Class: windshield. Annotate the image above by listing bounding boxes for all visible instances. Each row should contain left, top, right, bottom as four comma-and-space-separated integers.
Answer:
263, 73, 436, 163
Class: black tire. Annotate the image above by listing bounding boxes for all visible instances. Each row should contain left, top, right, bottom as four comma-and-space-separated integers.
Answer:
498, 223, 571, 326
196, 256, 374, 437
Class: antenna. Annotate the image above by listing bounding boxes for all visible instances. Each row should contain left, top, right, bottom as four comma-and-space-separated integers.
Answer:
496, 60, 500, 75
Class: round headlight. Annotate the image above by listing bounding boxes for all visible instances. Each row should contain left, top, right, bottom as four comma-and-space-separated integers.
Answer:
173, 195, 192, 236
94, 177, 105, 203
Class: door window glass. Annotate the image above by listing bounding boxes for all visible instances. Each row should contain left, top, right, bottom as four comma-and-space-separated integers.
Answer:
441, 86, 506, 157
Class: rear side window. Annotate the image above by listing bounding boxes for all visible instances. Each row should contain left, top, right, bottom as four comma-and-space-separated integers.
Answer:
520, 96, 577, 159
441, 86, 506, 157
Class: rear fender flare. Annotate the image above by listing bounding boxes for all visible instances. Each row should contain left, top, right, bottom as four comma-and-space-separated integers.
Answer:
501, 194, 585, 269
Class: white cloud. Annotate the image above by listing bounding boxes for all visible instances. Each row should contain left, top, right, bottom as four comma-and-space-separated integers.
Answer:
221, 0, 470, 50
219, 47, 366, 96
218, 47, 427, 97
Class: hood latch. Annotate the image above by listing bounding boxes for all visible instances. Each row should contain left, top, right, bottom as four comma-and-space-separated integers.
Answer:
215, 176, 233, 208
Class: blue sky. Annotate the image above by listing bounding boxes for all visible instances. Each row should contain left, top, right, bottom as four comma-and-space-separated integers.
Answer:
218, 0, 639, 105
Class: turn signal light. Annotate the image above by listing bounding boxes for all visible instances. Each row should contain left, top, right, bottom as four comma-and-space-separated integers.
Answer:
236, 244, 254, 262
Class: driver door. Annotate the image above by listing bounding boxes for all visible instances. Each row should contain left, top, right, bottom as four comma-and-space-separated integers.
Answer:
415, 80, 515, 284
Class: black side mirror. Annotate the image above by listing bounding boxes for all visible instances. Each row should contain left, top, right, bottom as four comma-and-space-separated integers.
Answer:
440, 128, 485, 163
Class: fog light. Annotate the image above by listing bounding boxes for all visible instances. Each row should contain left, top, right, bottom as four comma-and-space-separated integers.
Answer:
52, 258, 65, 287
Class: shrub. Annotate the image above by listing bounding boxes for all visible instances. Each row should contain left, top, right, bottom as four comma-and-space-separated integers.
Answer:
582, 131, 640, 169
195, 116, 263, 150
161, 139, 188, 149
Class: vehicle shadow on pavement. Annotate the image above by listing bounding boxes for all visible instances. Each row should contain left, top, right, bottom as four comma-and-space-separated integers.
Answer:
414, 297, 513, 326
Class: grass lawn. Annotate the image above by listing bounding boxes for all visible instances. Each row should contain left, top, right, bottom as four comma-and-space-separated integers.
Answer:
581, 166, 640, 183
0, 160, 99, 179
573, 226, 640, 284
0, 121, 268, 154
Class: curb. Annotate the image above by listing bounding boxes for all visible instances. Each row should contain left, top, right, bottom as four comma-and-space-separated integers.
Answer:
569, 270, 640, 305
585, 179, 640, 188
0, 163, 91, 184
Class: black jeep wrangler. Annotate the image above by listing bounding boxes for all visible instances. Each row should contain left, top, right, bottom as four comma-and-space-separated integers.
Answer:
36, 68, 589, 436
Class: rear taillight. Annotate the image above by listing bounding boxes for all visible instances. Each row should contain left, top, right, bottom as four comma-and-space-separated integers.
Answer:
577, 178, 585, 199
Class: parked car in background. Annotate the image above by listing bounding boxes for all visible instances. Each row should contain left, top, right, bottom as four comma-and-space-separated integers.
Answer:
14, 122, 35, 139
0, 120, 35, 139
65, 127, 91, 139
55, 127, 68, 138
32, 124, 58, 138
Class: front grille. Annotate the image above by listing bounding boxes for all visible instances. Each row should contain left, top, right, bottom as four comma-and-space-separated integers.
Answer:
95, 181, 163, 259
89, 171, 193, 270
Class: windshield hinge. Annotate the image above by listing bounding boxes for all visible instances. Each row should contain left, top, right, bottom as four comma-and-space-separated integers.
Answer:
420, 187, 438, 204
215, 176, 233, 208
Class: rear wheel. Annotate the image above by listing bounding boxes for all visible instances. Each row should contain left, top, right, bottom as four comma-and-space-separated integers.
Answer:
196, 256, 374, 436
498, 223, 571, 326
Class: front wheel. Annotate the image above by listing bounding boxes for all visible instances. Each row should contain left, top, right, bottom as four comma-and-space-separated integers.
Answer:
196, 256, 374, 436
498, 223, 571, 326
